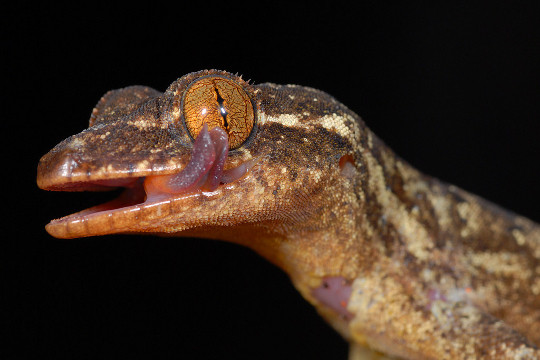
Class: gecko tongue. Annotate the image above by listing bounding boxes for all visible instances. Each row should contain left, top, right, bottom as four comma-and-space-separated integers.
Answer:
143, 124, 252, 200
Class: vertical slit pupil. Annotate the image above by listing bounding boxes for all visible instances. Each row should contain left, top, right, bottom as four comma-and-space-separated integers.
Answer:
214, 87, 228, 129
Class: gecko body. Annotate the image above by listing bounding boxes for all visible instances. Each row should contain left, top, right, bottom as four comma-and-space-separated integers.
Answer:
38, 70, 540, 359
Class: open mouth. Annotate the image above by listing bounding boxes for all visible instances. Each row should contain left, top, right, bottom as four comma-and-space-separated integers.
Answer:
41, 125, 255, 238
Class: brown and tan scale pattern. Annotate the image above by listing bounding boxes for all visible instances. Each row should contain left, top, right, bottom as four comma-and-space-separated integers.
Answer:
38, 70, 539, 359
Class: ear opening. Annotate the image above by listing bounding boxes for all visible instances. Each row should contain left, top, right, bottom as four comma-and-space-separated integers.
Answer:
338, 154, 357, 179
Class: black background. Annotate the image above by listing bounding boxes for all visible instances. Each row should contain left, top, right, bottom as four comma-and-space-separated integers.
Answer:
6, 2, 539, 359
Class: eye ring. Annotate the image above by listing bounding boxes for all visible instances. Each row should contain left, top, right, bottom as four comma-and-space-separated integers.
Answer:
180, 74, 256, 150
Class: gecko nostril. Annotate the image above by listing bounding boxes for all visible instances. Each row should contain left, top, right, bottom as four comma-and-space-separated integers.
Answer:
55, 152, 81, 180
37, 147, 82, 189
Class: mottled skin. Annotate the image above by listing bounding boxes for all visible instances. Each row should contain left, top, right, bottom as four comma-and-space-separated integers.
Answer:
38, 70, 540, 359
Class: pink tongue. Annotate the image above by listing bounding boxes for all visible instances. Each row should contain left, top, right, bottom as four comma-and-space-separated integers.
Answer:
144, 125, 238, 196
202, 126, 229, 191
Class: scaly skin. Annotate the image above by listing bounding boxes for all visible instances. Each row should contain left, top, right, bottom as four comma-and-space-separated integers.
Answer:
37, 70, 540, 359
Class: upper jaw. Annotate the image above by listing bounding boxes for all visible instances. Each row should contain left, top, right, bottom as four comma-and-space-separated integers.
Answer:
36, 143, 188, 192
36, 120, 191, 191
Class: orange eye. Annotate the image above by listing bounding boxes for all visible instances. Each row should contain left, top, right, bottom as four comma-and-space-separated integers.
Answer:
182, 76, 255, 150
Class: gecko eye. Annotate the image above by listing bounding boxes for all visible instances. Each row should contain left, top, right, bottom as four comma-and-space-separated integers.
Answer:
182, 75, 255, 150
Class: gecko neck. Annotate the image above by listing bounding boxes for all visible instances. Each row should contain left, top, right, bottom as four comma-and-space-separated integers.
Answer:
359, 130, 539, 267
262, 129, 539, 290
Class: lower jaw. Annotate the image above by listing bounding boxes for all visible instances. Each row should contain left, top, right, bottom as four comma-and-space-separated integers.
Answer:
44, 172, 248, 239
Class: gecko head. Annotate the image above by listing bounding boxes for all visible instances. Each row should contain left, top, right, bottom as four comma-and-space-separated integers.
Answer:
38, 70, 360, 243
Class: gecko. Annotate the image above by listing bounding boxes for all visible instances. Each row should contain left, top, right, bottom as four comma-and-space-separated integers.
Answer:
37, 69, 540, 359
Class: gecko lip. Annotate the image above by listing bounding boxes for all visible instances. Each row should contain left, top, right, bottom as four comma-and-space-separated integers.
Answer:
41, 125, 256, 239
